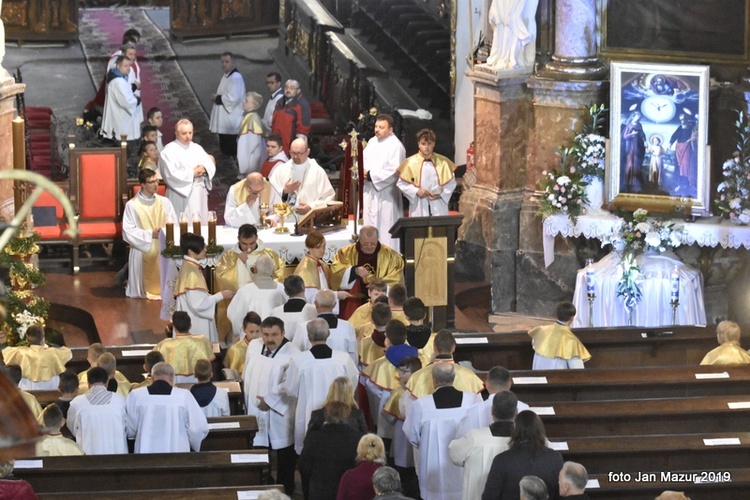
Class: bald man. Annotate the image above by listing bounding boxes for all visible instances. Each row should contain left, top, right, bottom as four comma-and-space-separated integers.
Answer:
269, 138, 334, 216
224, 172, 280, 227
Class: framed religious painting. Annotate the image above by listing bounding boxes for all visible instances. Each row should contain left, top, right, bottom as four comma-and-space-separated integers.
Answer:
599, 0, 750, 64
606, 62, 710, 215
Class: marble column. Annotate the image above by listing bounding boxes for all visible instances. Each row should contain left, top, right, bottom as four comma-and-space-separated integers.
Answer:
541, 0, 606, 80
457, 69, 532, 312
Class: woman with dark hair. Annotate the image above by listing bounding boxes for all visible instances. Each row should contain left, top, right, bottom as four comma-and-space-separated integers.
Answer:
298, 401, 364, 500
481, 410, 564, 500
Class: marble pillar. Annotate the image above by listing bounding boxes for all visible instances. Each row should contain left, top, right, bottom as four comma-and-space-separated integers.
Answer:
457, 69, 532, 312
541, 0, 606, 80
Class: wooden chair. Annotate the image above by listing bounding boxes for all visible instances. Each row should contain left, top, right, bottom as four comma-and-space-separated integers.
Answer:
67, 143, 128, 274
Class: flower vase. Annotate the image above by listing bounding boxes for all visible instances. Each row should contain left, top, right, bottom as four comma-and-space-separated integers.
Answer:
584, 177, 605, 215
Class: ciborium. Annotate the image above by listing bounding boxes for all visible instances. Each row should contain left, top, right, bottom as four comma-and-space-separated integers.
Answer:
273, 203, 292, 233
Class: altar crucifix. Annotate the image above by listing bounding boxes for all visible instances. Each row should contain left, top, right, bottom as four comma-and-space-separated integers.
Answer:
339, 129, 367, 240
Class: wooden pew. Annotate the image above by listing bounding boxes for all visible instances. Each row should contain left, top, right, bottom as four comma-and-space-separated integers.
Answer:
552, 432, 750, 474
506, 364, 750, 402
533, 395, 750, 438
203, 415, 258, 451
454, 325, 729, 371
587, 468, 749, 499
41, 485, 283, 500
13, 450, 269, 493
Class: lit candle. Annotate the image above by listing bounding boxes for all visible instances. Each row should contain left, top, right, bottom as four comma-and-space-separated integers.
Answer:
192, 211, 201, 236
165, 221, 174, 247
585, 258, 595, 296
671, 266, 680, 303
179, 212, 188, 236
208, 211, 217, 245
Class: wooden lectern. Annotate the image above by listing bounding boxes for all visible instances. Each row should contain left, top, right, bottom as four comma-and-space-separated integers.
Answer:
390, 215, 463, 330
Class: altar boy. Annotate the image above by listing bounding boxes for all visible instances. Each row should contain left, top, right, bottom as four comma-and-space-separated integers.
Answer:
528, 302, 591, 370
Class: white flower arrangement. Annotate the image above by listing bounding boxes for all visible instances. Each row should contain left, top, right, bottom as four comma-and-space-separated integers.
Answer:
716, 112, 750, 225
14, 310, 45, 340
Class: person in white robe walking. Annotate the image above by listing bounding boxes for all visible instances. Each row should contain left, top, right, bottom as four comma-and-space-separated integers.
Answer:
100, 55, 141, 142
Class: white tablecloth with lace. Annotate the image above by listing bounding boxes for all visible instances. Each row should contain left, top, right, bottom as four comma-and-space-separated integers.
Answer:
543, 214, 750, 268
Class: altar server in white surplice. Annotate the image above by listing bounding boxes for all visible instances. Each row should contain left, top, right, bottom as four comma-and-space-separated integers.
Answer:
244, 316, 300, 495
271, 275, 318, 342
66, 367, 128, 455
126, 362, 209, 453
403, 363, 482, 500
293, 290, 357, 364
123, 168, 176, 300
269, 138, 335, 216
99, 55, 141, 142
209, 52, 246, 157
281, 318, 359, 454
160, 119, 216, 224
363, 114, 405, 249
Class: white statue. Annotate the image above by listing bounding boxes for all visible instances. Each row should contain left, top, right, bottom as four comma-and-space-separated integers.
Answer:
486, 0, 539, 71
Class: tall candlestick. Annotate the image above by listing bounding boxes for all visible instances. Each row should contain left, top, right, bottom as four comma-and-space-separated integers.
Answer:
12, 117, 26, 212
670, 266, 680, 303
585, 260, 595, 297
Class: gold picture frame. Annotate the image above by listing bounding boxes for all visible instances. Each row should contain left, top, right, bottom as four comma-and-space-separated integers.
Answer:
606, 62, 710, 215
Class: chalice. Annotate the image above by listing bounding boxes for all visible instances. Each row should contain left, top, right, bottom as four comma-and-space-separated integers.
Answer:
273, 203, 292, 233
257, 203, 270, 229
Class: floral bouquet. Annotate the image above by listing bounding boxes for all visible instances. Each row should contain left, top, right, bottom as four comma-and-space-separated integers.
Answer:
715, 112, 750, 224
572, 104, 607, 181
536, 148, 589, 222
603, 208, 683, 256
615, 253, 643, 318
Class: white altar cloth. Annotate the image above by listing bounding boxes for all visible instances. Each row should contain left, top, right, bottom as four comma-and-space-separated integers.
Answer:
571, 252, 706, 328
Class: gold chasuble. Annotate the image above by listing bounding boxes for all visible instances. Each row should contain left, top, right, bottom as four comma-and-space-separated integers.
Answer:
701, 342, 750, 365
294, 255, 331, 289
174, 259, 209, 296
2, 345, 71, 382
224, 337, 250, 374
231, 177, 272, 212
360, 333, 386, 366
134, 196, 168, 299
330, 243, 405, 291
155, 335, 215, 376
528, 323, 592, 362
238, 111, 264, 136
363, 357, 400, 391
397, 153, 456, 188
383, 385, 407, 420
405, 359, 484, 398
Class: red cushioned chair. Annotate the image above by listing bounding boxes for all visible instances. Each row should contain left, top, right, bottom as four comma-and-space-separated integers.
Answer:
67, 143, 128, 274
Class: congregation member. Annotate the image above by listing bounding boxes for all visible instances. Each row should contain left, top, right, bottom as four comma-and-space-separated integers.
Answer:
528, 302, 590, 370
223, 173, 279, 228
348, 280, 388, 330
209, 52, 246, 158
406, 330, 484, 398
520, 476, 550, 500
297, 401, 362, 500
331, 226, 404, 319
397, 128, 456, 217
146, 106, 164, 151
224, 311, 262, 375
271, 79, 311, 153
403, 363, 482, 500
558, 461, 590, 499
280, 318, 359, 455
403, 296, 435, 366
363, 320, 418, 450
174, 233, 234, 343
363, 114, 406, 249
262, 71, 283, 132
226, 255, 286, 336
244, 316, 300, 496
36, 404, 84, 457
67, 367, 128, 455
3, 365, 42, 420
358, 303, 394, 367
271, 275, 318, 341
55, 370, 79, 420
96, 352, 131, 397
295, 231, 351, 307
127, 362, 209, 453
456, 366, 529, 438
482, 411, 564, 500
449, 391, 518, 500
3, 324, 70, 391
293, 290, 357, 364
155, 311, 215, 383
130, 350, 165, 390
337, 433, 387, 500
190, 359, 230, 417
160, 119, 216, 223
237, 91, 266, 176
372, 466, 412, 500
270, 137, 335, 216
260, 133, 289, 179
100, 55, 141, 142
306, 377, 368, 434
123, 167, 176, 300
700, 320, 750, 365
77, 343, 130, 394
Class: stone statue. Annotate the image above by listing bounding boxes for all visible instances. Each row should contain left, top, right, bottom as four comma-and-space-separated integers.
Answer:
486, 0, 539, 71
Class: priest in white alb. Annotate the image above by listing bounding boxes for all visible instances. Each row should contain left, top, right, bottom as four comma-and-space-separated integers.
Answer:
270, 137, 335, 216
126, 362, 209, 453
397, 128, 456, 217
226, 255, 286, 337
224, 173, 280, 228
99, 55, 141, 142
160, 119, 216, 224
244, 316, 300, 496
123, 168, 176, 300
280, 318, 359, 454
363, 114, 406, 249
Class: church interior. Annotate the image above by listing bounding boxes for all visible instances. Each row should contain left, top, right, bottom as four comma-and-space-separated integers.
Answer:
1, 0, 750, 498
